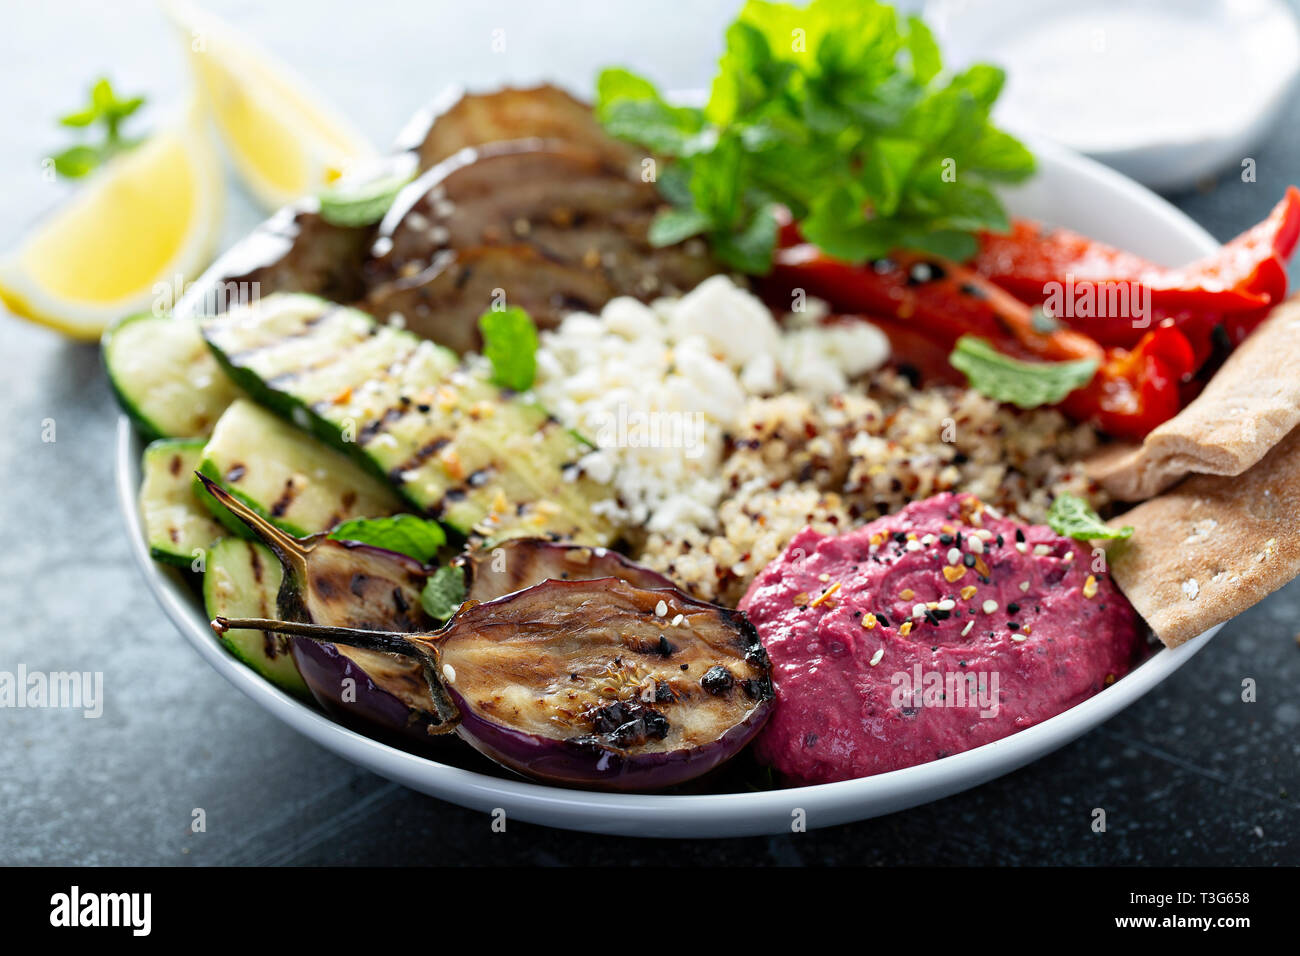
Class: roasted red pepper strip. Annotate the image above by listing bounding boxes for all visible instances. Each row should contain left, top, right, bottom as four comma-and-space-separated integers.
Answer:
1059, 322, 1197, 441
766, 243, 1104, 365
973, 187, 1300, 315
970, 188, 1300, 359
765, 237, 1196, 440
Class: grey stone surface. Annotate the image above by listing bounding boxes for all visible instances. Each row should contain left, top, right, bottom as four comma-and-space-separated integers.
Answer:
0, 0, 1296, 865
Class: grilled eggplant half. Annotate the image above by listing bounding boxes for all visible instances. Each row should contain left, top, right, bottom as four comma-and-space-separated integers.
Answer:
197, 474, 445, 743
215, 577, 775, 791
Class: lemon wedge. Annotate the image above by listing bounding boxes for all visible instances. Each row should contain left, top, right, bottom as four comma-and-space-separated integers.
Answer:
166, 0, 377, 210
0, 100, 223, 341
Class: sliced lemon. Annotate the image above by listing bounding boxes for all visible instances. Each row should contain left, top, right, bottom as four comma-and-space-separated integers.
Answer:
165, 0, 377, 211
0, 100, 223, 341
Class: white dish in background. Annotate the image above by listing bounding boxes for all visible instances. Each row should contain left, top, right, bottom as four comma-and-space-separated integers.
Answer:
120, 137, 1221, 838
928, 0, 1300, 192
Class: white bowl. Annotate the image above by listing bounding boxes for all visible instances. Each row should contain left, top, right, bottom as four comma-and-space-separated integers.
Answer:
118, 136, 1222, 837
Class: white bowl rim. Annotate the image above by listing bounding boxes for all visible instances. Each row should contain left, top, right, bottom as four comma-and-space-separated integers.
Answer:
122, 136, 1223, 838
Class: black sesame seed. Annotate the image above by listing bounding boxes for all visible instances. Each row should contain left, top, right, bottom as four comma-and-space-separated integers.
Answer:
1015, 528, 1026, 543
963, 554, 976, 568
1007, 602, 1020, 615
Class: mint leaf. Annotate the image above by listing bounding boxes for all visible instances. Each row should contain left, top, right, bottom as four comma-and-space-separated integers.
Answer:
420, 564, 466, 621
478, 307, 539, 392
327, 514, 446, 563
1047, 492, 1134, 541
319, 170, 413, 227
949, 335, 1097, 409
51, 145, 101, 179
648, 206, 713, 247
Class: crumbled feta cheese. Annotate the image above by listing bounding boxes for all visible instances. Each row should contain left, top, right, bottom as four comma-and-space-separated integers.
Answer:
533, 275, 889, 539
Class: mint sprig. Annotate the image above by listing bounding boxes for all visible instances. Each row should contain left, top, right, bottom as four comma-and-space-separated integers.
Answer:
949, 335, 1097, 409
596, 0, 1034, 273
50, 77, 147, 179
1047, 492, 1134, 542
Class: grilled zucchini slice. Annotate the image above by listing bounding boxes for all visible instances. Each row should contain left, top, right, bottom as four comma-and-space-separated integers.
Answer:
203, 293, 614, 544
139, 438, 224, 568
104, 313, 240, 440
196, 398, 404, 538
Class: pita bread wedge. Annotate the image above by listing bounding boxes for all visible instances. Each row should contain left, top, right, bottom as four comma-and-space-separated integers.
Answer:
1089, 295, 1300, 500
1106, 423, 1300, 647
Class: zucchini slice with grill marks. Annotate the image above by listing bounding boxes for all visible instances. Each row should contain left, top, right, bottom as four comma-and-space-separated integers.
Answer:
139, 438, 224, 568
202, 293, 614, 544
196, 398, 404, 538
104, 313, 240, 441
203, 537, 309, 697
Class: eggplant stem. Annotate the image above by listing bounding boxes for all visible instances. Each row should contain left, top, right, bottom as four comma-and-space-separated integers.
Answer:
195, 473, 311, 560
213, 616, 420, 653
210, 616, 461, 729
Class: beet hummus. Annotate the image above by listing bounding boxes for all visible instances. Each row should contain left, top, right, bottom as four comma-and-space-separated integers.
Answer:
739, 492, 1141, 785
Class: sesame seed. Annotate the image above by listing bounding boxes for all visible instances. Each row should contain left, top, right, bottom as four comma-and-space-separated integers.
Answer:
1033, 544, 1051, 556
921, 534, 935, 546
670, 614, 684, 627
870, 648, 886, 666
1019, 580, 1030, 592
961, 620, 974, 636
1064, 551, 1075, 562
655, 600, 668, 617
912, 603, 927, 619
1010, 633, 1027, 643
968, 536, 985, 554
1015, 542, 1028, 554
818, 573, 830, 583
937, 599, 956, 611
947, 547, 962, 564
982, 599, 998, 614
905, 539, 923, 552
442, 663, 457, 683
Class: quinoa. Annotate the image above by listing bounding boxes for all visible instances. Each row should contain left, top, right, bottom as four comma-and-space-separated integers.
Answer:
637, 368, 1107, 605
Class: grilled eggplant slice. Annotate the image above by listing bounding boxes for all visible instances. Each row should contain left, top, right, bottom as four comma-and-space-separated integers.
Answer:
214, 577, 775, 791
404, 85, 638, 173
458, 537, 675, 602
363, 140, 716, 353
139, 439, 225, 568
194, 201, 374, 309
197, 474, 445, 741
202, 292, 615, 544
197, 398, 403, 539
